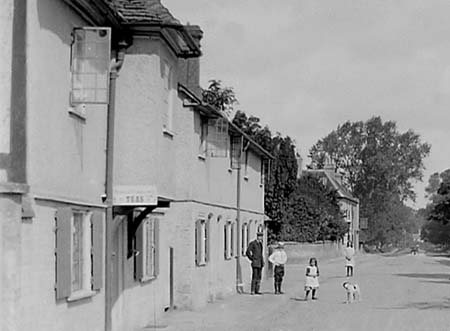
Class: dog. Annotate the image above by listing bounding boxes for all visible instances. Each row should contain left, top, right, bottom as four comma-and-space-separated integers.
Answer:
342, 281, 361, 304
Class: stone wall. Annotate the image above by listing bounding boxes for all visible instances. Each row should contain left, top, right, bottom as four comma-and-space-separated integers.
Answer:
282, 241, 345, 265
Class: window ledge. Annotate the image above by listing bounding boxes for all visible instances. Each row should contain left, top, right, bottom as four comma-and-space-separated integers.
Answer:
196, 262, 207, 267
68, 105, 87, 120
162, 128, 175, 138
140, 275, 157, 283
198, 154, 206, 161
67, 289, 97, 302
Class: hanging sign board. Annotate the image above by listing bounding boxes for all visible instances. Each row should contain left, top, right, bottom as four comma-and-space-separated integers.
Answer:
113, 185, 158, 206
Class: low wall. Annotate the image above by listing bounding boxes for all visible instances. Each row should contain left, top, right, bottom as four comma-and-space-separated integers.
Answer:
280, 241, 344, 265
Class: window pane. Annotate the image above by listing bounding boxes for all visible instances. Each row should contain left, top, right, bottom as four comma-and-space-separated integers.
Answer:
72, 213, 84, 291
71, 28, 111, 104
145, 219, 155, 277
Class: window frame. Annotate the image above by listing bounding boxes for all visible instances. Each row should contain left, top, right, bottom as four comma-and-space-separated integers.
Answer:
135, 214, 160, 282
55, 207, 103, 302
199, 115, 208, 157
162, 59, 175, 134
241, 222, 249, 255
224, 221, 233, 260
70, 210, 92, 294
195, 218, 209, 266
70, 27, 111, 106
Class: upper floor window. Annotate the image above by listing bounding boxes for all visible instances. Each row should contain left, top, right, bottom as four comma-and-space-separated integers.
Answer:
162, 60, 174, 132
207, 118, 229, 157
70, 28, 111, 105
244, 151, 249, 178
260, 159, 270, 185
199, 116, 208, 156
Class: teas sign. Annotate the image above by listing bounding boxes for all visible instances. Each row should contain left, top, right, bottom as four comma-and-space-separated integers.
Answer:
113, 185, 157, 206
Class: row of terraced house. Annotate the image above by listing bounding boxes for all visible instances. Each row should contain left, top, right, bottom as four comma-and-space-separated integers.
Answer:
0, 1, 273, 330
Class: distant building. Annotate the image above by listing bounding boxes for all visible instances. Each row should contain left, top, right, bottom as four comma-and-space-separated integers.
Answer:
303, 159, 360, 250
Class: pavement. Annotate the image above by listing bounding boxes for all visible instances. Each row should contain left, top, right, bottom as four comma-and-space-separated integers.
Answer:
145, 252, 450, 331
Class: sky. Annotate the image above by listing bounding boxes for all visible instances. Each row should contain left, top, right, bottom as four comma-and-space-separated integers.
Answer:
164, 0, 450, 209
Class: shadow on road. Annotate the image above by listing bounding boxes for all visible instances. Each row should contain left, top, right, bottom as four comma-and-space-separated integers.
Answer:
435, 258, 450, 267
379, 298, 450, 310
394, 273, 450, 280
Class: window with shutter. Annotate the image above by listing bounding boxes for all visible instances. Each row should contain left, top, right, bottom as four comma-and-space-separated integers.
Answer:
135, 214, 160, 282
55, 207, 102, 301
195, 219, 207, 266
224, 222, 232, 260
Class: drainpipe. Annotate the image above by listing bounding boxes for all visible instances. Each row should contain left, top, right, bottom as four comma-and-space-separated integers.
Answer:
105, 45, 126, 331
236, 140, 250, 292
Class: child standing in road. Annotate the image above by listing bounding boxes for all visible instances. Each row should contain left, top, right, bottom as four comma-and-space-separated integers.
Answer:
304, 257, 319, 300
268, 242, 288, 294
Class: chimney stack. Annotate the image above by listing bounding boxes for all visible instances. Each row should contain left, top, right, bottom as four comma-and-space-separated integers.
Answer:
179, 25, 203, 99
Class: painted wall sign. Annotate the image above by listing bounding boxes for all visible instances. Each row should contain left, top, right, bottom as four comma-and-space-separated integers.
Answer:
113, 185, 158, 206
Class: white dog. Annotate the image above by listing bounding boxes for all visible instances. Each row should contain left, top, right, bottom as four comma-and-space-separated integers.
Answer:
343, 281, 361, 304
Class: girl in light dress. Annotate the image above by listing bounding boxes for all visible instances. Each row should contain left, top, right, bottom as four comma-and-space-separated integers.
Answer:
304, 257, 319, 300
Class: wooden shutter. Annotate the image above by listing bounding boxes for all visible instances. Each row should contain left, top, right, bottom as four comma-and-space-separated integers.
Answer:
205, 218, 210, 263
91, 210, 104, 290
154, 218, 160, 277
224, 225, 227, 259
135, 221, 144, 281
55, 207, 72, 300
195, 220, 201, 265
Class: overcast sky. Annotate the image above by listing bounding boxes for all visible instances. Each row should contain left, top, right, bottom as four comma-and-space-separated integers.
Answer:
165, 0, 450, 209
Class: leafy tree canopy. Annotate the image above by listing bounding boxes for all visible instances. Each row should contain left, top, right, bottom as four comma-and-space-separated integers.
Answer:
309, 116, 430, 203
309, 116, 430, 246
202, 80, 238, 117
426, 169, 450, 225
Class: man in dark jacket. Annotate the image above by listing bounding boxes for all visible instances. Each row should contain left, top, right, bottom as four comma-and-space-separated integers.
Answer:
246, 231, 265, 295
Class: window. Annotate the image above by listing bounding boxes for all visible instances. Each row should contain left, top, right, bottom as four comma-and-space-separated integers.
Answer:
162, 60, 174, 132
70, 27, 111, 105
230, 135, 242, 169
135, 215, 160, 281
195, 219, 209, 266
224, 221, 232, 260
244, 151, 249, 178
207, 118, 229, 157
260, 159, 270, 185
241, 222, 249, 255
199, 116, 208, 156
55, 207, 103, 301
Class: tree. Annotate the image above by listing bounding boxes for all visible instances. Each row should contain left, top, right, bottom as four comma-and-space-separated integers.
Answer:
427, 170, 450, 224
232, 110, 346, 242
281, 175, 347, 242
310, 117, 430, 202
202, 80, 238, 117
309, 117, 430, 245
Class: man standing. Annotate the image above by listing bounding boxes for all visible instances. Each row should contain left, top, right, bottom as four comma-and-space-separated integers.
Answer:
246, 231, 265, 295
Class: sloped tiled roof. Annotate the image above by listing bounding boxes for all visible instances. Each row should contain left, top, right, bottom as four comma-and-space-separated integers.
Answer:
106, 0, 181, 25
303, 169, 358, 203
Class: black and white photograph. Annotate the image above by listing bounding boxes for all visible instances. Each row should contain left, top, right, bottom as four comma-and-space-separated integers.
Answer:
1, 1, 450, 330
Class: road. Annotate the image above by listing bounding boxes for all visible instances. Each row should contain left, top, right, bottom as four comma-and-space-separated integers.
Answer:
150, 252, 450, 331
